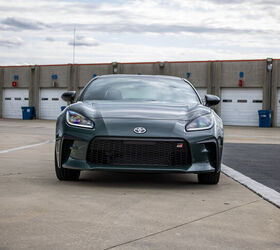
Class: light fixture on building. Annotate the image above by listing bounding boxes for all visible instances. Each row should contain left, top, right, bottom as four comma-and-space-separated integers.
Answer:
112, 62, 118, 74
159, 62, 165, 68
267, 58, 273, 71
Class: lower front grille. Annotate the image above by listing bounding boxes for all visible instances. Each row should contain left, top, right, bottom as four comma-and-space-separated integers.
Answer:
86, 137, 190, 167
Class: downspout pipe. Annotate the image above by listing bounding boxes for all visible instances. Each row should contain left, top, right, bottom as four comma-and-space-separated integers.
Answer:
266, 58, 273, 110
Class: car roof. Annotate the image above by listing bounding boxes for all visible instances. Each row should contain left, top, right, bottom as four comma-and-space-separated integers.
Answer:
98, 74, 183, 81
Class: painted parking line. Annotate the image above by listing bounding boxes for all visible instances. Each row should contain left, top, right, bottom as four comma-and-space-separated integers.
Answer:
0, 140, 54, 154
222, 164, 280, 208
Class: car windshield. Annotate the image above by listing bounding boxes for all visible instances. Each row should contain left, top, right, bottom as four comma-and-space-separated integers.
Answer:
82, 76, 200, 104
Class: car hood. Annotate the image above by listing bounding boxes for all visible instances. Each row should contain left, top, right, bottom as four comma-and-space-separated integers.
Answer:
69, 101, 211, 121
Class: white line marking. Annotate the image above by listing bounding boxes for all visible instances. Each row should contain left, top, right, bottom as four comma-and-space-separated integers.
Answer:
0, 140, 53, 154
222, 164, 280, 208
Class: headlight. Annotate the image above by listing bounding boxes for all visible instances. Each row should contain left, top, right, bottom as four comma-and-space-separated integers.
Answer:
186, 114, 214, 131
66, 110, 94, 129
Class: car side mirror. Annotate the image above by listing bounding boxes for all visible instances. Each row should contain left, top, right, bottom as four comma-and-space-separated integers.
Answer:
205, 94, 220, 107
61, 91, 76, 104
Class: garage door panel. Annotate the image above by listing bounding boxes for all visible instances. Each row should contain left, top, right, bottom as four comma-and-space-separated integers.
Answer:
40, 89, 67, 120
3, 89, 29, 118
221, 88, 263, 126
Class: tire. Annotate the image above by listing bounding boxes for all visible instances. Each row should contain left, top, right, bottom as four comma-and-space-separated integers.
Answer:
55, 151, 80, 181
198, 171, 220, 184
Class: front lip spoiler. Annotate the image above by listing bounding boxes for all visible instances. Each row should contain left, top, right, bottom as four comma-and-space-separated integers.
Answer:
62, 157, 215, 173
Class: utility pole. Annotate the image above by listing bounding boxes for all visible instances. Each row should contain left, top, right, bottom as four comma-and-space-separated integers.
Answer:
73, 27, 76, 64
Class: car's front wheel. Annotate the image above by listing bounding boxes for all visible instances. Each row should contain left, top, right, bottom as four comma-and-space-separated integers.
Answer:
55, 152, 80, 181
198, 171, 220, 184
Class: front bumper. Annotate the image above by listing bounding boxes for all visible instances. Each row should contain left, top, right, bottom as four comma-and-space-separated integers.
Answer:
56, 119, 223, 174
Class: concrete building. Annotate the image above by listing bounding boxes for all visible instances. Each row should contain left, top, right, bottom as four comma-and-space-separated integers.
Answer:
0, 58, 279, 127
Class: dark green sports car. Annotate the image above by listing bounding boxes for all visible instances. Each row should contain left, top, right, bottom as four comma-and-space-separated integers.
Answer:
55, 75, 223, 184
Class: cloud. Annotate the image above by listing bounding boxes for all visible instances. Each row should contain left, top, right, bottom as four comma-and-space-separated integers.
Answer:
1, 17, 274, 37
1, 17, 48, 30
186, 0, 280, 5
68, 36, 99, 47
0, 0, 279, 65
207, 0, 243, 3
45, 36, 55, 42
0, 37, 24, 47
58, 22, 275, 36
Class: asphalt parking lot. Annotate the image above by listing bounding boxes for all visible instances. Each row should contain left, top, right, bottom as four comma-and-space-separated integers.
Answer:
223, 143, 280, 192
223, 126, 280, 193
0, 120, 279, 250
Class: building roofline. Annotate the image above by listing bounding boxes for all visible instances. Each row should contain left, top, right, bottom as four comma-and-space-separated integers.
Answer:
0, 58, 275, 68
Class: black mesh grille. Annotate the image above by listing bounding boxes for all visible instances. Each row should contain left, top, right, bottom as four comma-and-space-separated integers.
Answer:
86, 137, 190, 167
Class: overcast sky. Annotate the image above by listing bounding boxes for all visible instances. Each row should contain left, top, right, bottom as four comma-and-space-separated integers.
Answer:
0, 0, 279, 65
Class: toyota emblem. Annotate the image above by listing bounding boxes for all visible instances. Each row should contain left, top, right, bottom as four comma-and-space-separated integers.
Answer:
133, 127, 147, 134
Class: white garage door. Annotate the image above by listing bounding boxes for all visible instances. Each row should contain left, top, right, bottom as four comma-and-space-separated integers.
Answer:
221, 88, 263, 126
196, 88, 207, 101
39, 88, 67, 120
2, 89, 29, 118
277, 89, 280, 127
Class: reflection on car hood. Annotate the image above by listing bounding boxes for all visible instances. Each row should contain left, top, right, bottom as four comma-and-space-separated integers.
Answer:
69, 101, 211, 121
